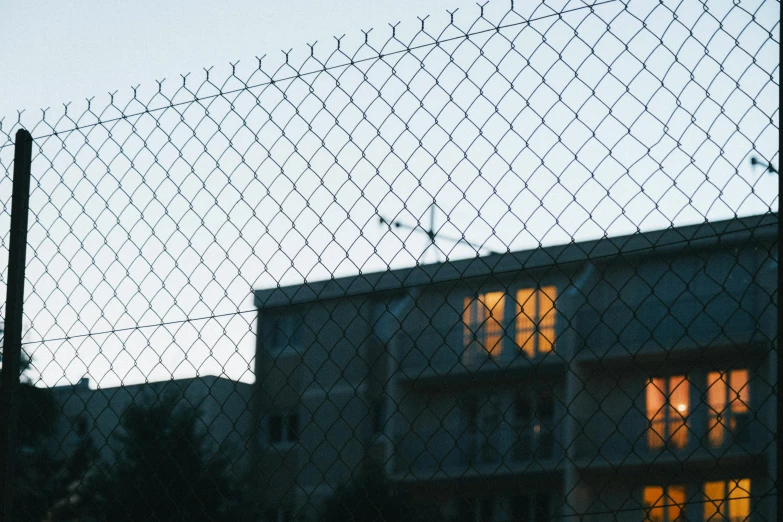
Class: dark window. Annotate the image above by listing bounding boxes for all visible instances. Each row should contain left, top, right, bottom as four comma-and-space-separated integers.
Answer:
536, 386, 555, 458
515, 394, 532, 421
371, 397, 386, 434
457, 498, 493, 522
286, 413, 299, 442
465, 399, 478, 428
512, 495, 531, 522
263, 507, 290, 522
478, 497, 493, 522
269, 415, 283, 443
268, 412, 298, 444
75, 415, 88, 436
269, 314, 302, 350
512, 386, 556, 461
534, 492, 551, 522
537, 386, 555, 420
458, 498, 475, 522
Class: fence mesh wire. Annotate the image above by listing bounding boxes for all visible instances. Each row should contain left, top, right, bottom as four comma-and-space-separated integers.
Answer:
0, 0, 779, 520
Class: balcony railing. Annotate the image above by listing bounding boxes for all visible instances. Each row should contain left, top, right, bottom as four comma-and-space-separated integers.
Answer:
393, 424, 557, 475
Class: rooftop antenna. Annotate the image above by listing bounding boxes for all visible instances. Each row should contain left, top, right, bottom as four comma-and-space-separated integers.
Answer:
378, 200, 497, 263
750, 156, 778, 175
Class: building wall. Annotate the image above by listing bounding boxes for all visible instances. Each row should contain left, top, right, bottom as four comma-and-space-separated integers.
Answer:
253, 216, 777, 521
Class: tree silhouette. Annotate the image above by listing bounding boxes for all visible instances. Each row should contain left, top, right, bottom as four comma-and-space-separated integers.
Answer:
319, 465, 444, 522
1, 322, 97, 522
82, 390, 257, 522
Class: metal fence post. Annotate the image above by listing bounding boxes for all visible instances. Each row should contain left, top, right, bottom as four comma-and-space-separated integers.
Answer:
0, 129, 33, 521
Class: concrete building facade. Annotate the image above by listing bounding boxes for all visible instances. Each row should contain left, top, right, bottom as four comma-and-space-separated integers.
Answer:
252, 213, 777, 521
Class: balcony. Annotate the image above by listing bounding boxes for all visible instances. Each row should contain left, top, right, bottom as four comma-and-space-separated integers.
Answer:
397, 349, 566, 386
392, 424, 560, 479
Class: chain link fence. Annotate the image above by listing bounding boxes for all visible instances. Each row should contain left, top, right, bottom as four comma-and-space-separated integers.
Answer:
0, 0, 779, 520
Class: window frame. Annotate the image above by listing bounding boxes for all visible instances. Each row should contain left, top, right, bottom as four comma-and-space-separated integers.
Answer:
267, 411, 299, 446
510, 383, 557, 462
461, 384, 558, 466
461, 284, 558, 363
705, 368, 750, 448
641, 484, 688, 522
462, 290, 506, 363
514, 285, 557, 358
267, 313, 303, 353
702, 478, 751, 522
645, 375, 690, 451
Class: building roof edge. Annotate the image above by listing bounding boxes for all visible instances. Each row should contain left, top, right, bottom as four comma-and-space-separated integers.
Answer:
254, 212, 778, 309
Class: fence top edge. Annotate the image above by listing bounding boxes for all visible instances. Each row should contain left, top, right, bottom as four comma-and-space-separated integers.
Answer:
254, 212, 779, 310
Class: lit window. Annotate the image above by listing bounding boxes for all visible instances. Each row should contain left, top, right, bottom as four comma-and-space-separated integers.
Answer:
703, 479, 750, 522
268, 412, 298, 444
646, 376, 689, 450
463, 291, 505, 362
642, 485, 686, 522
706, 369, 750, 447
515, 286, 556, 357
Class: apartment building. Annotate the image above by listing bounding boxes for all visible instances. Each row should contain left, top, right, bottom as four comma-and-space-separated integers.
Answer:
252, 213, 777, 521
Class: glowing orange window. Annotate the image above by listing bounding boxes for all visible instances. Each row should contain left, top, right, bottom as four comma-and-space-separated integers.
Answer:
463, 291, 505, 362
707, 369, 750, 447
515, 286, 556, 357
703, 479, 750, 522
646, 376, 689, 450
643, 485, 687, 522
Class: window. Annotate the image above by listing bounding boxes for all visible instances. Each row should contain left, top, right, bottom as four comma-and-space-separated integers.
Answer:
511, 385, 556, 461
706, 369, 750, 447
457, 495, 550, 522
646, 376, 689, 450
269, 313, 302, 351
642, 485, 687, 522
371, 396, 386, 435
263, 506, 291, 522
703, 479, 750, 522
456, 497, 493, 522
461, 394, 502, 464
463, 291, 505, 362
515, 286, 556, 357
511, 493, 551, 522
462, 397, 479, 464
479, 395, 502, 463
268, 412, 298, 444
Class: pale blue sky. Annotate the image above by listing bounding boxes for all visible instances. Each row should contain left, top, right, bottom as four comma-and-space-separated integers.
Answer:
1, 0, 482, 117
0, 0, 778, 388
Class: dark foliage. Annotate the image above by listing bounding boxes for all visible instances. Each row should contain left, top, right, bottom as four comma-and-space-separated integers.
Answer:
14, 383, 97, 522
82, 391, 256, 522
319, 466, 445, 522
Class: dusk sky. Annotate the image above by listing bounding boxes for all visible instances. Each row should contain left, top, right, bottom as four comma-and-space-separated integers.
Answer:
1, 0, 481, 116
0, 0, 778, 389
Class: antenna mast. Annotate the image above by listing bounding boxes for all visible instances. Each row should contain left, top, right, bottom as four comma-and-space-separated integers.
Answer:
378, 200, 496, 263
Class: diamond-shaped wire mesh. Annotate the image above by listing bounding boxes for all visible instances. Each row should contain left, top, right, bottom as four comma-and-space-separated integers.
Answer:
0, 0, 778, 520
